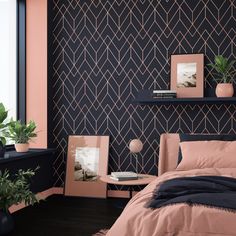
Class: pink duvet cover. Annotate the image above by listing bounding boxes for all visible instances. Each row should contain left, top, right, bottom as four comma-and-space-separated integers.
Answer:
107, 168, 236, 236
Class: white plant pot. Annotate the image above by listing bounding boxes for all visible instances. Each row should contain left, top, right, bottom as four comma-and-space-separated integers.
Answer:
15, 143, 29, 153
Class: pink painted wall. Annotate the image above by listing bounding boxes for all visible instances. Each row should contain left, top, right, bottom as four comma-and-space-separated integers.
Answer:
26, 0, 47, 148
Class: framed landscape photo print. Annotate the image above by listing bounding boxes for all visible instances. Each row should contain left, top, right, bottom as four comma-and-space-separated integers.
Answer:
65, 135, 109, 198
171, 54, 204, 98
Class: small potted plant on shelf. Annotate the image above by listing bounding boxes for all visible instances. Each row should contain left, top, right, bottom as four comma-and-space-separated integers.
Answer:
208, 55, 236, 97
0, 103, 9, 158
5, 120, 37, 153
0, 168, 39, 235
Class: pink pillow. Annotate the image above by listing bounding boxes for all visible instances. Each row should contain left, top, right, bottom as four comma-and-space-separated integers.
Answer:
176, 140, 236, 170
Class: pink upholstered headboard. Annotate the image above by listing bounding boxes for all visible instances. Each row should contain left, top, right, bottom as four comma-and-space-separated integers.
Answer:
158, 133, 180, 176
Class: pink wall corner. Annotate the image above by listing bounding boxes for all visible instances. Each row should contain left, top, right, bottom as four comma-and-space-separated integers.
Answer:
26, 0, 48, 148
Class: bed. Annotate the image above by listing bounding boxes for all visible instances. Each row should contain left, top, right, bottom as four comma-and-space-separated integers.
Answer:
106, 133, 236, 236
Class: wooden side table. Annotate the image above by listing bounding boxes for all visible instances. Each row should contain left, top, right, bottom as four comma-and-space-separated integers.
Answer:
100, 174, 156, 198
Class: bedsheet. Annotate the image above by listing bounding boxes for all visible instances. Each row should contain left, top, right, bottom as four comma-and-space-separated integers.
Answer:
107, 168, 236, 236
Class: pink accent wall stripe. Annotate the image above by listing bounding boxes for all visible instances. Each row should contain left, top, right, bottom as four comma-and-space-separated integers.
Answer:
26, 0, 48, 148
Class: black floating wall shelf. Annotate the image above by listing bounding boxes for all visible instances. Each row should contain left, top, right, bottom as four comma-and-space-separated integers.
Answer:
133, 90, 236, 105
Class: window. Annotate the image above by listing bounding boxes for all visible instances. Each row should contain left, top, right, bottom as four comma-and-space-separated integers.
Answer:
0, 0, 26, 147
0, 0, 17, 120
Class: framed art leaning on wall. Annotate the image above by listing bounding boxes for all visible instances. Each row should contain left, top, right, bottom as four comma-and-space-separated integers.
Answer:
64, 135, 109, 198
171, 54, 204, 98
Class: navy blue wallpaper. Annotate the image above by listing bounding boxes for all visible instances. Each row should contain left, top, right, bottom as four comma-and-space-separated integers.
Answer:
48, 0, 236, 188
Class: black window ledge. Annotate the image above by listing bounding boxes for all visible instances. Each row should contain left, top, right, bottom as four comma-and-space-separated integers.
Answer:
0, 148, 56, 164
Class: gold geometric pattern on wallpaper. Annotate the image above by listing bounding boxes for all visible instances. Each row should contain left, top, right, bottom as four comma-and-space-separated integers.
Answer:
50, 0, 236, 187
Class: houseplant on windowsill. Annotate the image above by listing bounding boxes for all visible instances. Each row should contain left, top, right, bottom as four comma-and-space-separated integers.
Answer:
5, 120, 37, 153
208, 55, 236, 97
0, 103, 9, 158
0, 168, 38, 235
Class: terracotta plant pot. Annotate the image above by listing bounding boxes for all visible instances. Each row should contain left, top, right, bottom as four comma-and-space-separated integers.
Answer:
215, 83, 234, 97
15, 143, 29, 153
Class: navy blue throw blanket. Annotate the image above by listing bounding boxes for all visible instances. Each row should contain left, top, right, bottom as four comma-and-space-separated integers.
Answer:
147, 176, 236, 212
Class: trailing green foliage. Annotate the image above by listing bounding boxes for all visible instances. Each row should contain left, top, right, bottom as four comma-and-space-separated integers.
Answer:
0, 168, 39, 211
208, 55, 236, 83
5, 120, 37, 144
0, 103, 9, 146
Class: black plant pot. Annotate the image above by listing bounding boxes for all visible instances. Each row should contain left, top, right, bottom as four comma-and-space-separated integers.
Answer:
0, 142, 5, 158
0, 210, 14, 235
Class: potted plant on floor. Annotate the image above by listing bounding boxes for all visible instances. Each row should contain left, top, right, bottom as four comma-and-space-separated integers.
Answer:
5, 120, 37, 152
0, 103, 9, 158
208, 55, 236, 97
0, 168, 38, 235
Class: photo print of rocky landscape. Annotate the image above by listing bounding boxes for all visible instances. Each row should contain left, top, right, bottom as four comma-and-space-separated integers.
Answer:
74, 147, 100, 181
177, 63, 197, 88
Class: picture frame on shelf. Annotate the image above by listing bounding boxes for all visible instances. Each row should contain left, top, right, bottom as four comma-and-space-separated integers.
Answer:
64, 135, 109, 198
170, 53, 204, 98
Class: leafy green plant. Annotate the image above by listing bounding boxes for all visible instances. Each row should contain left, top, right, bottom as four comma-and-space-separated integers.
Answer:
0, 103, 9, 146
208, 55, 236, 83
0, 168, 39, 211
5, 120, 37, 144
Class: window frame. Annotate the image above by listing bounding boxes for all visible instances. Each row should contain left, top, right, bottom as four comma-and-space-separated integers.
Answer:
5, 0, 26, 150
17, 0, 26, 124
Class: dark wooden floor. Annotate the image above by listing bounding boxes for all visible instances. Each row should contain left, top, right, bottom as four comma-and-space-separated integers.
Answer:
9, 195, 126, 236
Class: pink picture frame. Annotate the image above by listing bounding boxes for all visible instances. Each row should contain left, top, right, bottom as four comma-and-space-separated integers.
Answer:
170, 54, 204, 98
64, 135, 109, 198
